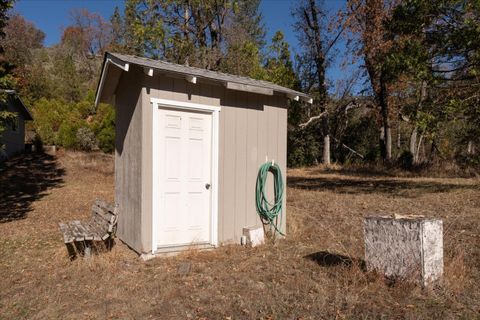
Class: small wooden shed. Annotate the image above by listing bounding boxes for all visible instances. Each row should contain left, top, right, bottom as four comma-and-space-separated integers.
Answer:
95, 52, 311, 256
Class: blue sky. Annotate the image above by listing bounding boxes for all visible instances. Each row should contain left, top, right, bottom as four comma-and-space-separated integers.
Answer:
14, 0, 358, 94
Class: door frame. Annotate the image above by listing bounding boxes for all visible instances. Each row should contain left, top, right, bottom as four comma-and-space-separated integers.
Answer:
150, 97, 220, 253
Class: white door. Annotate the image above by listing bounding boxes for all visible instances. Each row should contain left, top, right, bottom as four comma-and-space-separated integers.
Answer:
155, 107, 212, 248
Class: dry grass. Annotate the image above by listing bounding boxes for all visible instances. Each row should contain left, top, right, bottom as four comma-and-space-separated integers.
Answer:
1, 153, 479, 319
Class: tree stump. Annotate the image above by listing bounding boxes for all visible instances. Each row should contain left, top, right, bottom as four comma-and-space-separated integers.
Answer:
364, 215, 443, 287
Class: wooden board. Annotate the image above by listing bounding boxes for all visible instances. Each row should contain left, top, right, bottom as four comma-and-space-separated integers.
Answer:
59, 223, 75, 243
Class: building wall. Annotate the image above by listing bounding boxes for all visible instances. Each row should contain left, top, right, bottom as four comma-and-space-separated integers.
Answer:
141, 71, 288, 253
114, 66, 145, 252
1, 100, 26, 160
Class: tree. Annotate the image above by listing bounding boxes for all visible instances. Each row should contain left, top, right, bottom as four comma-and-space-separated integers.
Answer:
220, 0, 266, 77
108, 6, 126, 53
264, 31, 297, 88
0, 0, 16, 149
386, 0, 480, 163
345, 0, 397, 162
293, 0, 339, 165
112, 0, 267, 77
2, 13, 44, 67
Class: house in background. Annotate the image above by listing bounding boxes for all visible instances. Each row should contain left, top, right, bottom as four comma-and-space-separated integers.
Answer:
95, 52, 311, 257
0, 90, 33, 161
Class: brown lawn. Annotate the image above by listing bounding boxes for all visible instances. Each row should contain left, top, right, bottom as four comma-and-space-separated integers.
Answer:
1, 151, 479, 319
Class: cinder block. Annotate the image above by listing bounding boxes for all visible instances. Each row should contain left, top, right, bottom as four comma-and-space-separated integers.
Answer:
364, 215, 443, 286
242, 226, 265, 247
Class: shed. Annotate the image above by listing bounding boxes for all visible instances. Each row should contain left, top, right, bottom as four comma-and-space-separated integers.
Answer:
0, 90, 33, 160
95, 52, 311, 256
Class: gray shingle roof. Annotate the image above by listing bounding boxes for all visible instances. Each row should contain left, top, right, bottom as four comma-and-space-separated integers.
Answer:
106, 52, 311, 101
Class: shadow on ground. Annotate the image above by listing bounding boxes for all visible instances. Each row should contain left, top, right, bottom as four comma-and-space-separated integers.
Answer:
0, 153, 64, 223
288, 175, 477, 197
304, 251, 366, 270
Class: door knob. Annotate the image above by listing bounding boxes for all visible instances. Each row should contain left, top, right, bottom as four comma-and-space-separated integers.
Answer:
205, 183, 211, 190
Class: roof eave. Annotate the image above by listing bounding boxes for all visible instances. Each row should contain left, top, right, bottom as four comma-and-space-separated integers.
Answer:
96, 52, 313, 105
94, 53, 130, 107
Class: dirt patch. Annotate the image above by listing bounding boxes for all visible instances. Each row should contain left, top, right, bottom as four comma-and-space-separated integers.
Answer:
1, 154, 479, 319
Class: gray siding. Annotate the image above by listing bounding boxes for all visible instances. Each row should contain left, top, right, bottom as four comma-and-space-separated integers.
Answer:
114, 66, 144, 252
144, 73, 287, 249
1, 101, 26, 160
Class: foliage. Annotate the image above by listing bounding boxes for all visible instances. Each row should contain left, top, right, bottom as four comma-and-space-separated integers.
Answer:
31, 98, 67, 145
287, 126, 321, 167
57, 121, 79, 149
31, 93, 114, 152
92, 103, 115, 153
1, 0, 479, 171
76, 126, 97, 151
0, 0, 16, 149
334, 111, 380, 164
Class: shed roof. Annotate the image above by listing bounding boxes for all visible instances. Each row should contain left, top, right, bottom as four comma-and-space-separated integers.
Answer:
2, 90, 33, 120
95, 52, 312, 106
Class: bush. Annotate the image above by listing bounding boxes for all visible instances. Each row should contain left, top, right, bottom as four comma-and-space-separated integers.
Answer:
32, 98, 69, 145
76, 126, 97, 151
92, 103, 115, 153
97, 126, 115, 153
56, 122, 79, 149
288, 128, 320, 167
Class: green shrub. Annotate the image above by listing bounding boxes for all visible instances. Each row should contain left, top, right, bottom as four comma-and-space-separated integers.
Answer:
32, 98, 69, 145
56, 121, 79, 149
92, 103, 115, 153
76, 126, 97, 151
97, 126, 115, 153
288, 127, 320, 167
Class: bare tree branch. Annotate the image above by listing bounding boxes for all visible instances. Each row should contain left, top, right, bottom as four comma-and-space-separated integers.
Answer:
299, 111, 328, 128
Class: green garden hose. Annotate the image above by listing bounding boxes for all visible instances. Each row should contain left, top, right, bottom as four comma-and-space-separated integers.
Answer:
255, 161, 284, 236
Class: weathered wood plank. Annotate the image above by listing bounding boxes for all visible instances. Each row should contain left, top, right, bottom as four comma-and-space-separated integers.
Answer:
59, 223, 74, 243
85, 220, 109, 240
72, 220, 94, 241
92, 214, 111, 230
91, 205, 116, 223
93, 199, 116, 214
68, 220, 87, 242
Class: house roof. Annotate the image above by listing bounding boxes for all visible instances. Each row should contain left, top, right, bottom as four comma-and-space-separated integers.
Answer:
2, 90, 33, 121
95, 52, 312, 107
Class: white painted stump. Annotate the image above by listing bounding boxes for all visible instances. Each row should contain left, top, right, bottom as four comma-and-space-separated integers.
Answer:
364, 215, 443, 287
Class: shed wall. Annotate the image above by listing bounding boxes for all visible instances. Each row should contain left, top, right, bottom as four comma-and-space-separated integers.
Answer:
114, 67, 144, 252
142, 73, 287, 252
1, 101, 26, 159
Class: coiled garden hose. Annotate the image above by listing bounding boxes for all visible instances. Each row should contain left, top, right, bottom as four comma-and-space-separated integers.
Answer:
255, 161, 284, 236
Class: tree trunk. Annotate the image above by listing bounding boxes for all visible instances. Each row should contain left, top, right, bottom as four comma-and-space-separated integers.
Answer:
410, 126, 418, 161
397, 125, 401, 150
379, 73, 391, 162
385, 126, 392, 161
467, 141, 475, 155
429, 139, 437, 162
416, 133, 424, 163
323, 134, 331, 165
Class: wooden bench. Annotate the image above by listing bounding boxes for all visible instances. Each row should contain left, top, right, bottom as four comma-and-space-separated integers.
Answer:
59, 199, 118, 258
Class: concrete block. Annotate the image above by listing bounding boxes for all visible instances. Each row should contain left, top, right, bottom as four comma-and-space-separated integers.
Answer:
364, 215, 443, 286
242, 226, 265, 247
